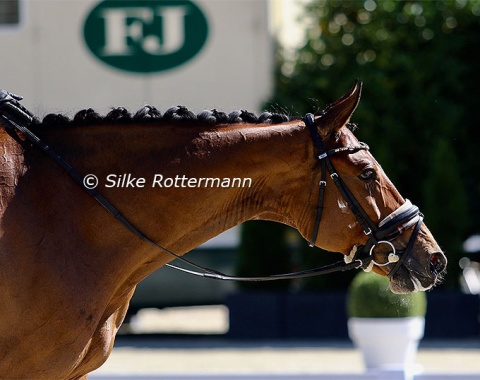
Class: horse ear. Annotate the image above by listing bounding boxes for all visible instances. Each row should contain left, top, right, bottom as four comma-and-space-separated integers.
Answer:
316, 80, 362, 136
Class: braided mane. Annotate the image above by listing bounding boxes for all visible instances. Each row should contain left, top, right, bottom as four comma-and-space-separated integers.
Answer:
32, 105, 297, 129
31, 104, 358, 132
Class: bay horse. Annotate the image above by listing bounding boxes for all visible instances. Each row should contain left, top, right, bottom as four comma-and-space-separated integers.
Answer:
0, 81, 446, 379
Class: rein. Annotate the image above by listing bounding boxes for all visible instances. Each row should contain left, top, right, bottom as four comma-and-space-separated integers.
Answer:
0, 90, 421, 281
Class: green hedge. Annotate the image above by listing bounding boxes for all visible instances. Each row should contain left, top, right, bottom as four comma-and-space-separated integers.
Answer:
347, 271, 427, 318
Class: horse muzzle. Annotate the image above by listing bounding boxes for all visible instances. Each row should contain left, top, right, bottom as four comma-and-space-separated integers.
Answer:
386, 250, 446, 293
349, 199, 448, 294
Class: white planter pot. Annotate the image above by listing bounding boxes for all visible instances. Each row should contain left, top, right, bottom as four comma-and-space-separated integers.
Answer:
348, 316, 425, 370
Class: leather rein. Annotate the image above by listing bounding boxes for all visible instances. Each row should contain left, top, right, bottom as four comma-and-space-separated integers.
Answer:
0, 90, 422, 281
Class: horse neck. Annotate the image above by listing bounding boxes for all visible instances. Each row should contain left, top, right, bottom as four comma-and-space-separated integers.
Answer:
180, 121, 312, 243
39, 120, 312, 255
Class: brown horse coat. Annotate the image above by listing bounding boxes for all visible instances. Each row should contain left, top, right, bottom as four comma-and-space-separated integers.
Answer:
0, 83, 445, 378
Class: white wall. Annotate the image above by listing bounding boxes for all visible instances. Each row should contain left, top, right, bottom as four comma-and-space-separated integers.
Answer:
0, 0, 272, 117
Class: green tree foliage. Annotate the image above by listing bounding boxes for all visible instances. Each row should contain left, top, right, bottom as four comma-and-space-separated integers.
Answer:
423, 137, 469, 287
265, 0, 480, 289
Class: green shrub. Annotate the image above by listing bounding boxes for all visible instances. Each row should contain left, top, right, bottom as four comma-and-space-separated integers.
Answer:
347, 272, 427, 318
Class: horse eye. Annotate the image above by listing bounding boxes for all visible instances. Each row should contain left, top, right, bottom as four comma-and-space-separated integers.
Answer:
359, 168, 377, 181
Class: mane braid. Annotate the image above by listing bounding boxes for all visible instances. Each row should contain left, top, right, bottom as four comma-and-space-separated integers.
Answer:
105, 107, 132, 123
31, 105, 298, 130
72, 108, 102, 125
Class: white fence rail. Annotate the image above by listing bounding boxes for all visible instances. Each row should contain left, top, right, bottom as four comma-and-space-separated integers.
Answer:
91, 371, 480, 380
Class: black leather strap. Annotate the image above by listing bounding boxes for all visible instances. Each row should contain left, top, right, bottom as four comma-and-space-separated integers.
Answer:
304, 113, 376, 243
387, 215, 424, 278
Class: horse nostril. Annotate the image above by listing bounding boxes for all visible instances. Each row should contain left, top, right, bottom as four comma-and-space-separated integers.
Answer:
429, 252, 446, 276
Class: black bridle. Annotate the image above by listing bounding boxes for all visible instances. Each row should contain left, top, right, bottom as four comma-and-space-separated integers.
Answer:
0, 90, 422, 281
304, 113, 424, 278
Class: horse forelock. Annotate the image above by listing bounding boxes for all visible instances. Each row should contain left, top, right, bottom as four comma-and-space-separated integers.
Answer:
31, 105, 302, 130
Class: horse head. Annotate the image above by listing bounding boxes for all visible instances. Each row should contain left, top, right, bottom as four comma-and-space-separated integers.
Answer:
303, 81, 447, 294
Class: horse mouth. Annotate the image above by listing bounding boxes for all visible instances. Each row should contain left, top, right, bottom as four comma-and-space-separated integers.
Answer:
389, 251, 447, 294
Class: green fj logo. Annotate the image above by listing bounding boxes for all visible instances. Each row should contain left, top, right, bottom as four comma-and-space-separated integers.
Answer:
83, 0, 209, 73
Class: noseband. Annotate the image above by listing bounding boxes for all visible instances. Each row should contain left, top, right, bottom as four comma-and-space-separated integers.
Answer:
304, 113, 423, 278
0, 91, 422, 281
